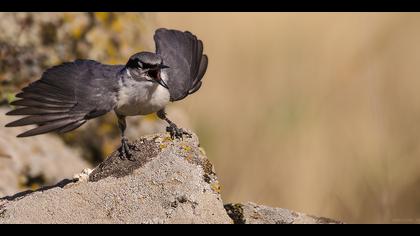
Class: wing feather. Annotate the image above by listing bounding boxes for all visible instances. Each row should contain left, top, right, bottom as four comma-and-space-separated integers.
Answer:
10, 99, 75, 108
17, 118, 81, 138
58, 120, 87, 133
16, 91, 75, 104
154, 28, 208, 101
6, 107, 71, 116
6, 60, 123, 137
5, 113, 76, 127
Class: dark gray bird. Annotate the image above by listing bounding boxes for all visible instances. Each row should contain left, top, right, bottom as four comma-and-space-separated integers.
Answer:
5, 28, 208, 160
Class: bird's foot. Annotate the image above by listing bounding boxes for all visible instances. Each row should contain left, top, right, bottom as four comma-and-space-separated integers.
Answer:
119, 137, 135, 161
166, 124, 190, 140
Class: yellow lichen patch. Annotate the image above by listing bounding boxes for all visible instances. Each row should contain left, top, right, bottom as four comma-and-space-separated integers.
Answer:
159, 144, 167, 150
98, 123, 114, 136
111, 17, 124, 33
107, 57, 120, 65
17, 176, 41, 191
163, 136, 172, 143
63, 132, 77, 143
6, 92, 16, 103
62, 12, 75, 22
94, 12, 110, 24
29, 183, 41, 191
106, 44, 118, 59
70, 26, 83, 39
102, 139, 118, 157
181, 145, 192, 152
17, 175, 27, 189
144, 113, 158, 121
210, 181, 222, 194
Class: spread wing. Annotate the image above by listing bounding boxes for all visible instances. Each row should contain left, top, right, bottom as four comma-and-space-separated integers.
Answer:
5, 60, 123, 137
154, 28, 208, 101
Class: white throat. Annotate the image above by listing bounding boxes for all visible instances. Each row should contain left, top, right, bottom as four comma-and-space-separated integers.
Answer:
115, 69, 170, 116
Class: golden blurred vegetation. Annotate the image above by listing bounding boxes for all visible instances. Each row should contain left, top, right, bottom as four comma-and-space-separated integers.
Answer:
150, 13, 420, 223
0, 13, 148, 99
0, 13, 160, 164
2, 12, 420, 223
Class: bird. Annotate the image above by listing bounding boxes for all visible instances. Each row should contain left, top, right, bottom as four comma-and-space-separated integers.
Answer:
4, 28, 208, 160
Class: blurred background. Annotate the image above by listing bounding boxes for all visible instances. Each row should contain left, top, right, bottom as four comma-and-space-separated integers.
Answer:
1, 12, 420, 223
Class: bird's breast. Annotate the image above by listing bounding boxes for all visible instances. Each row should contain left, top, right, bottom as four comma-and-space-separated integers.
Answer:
115, 78, 170, 116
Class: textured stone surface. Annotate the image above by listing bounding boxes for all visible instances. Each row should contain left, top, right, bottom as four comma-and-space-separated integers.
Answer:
0, 132, 231, 224
0, 130, 342, 224
224, 202, 342, 224
0, 108, 90, 197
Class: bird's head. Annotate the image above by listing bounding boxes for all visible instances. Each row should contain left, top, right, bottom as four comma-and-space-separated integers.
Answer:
125, 52, 169, 89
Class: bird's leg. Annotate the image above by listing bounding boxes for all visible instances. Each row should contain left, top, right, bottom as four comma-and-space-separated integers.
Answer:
157, 109, 190, 140
117, 114, 133, 160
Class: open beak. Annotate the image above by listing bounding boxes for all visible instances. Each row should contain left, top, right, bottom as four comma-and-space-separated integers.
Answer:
159, 64, 170, 69
156, 67, 169, 89
158, 78, 169, 89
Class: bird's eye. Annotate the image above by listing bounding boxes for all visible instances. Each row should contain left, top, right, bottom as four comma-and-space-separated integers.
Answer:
147, 69, 158, 79
142, 63, 154, 69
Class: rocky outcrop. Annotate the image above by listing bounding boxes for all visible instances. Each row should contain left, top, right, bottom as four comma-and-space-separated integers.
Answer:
0, 131, 341, 224
0, 132, 230, 224
224, 202, 342, 224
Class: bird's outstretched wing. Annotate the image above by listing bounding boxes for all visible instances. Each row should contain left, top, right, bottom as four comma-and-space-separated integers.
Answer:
154, 28, 208, 101
5, 60, 123, 137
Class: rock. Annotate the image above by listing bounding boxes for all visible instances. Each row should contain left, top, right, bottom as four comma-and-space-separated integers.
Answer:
0, 108, 90, 197
224, 202, 343, 224
0, 130, 341, 224
0, 132, 232, 224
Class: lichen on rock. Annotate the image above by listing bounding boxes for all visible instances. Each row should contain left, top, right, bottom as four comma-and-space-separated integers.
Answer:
0, 132, 231, 224
0, 131, 342, 224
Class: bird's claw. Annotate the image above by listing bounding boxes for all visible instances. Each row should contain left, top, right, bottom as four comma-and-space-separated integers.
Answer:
166, 124, 190, 140
119, 137, 135, 161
